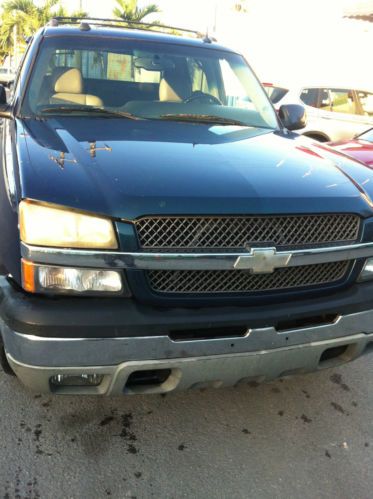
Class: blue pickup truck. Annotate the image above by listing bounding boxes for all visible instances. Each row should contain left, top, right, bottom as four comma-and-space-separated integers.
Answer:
0, 18, 372, 395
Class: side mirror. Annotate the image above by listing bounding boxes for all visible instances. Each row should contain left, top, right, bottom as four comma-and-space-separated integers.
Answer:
279, 104, 307, 131
0, 84, 12, 119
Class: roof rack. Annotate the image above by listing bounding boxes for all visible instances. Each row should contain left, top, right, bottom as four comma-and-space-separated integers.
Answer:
48, 17, 216, 42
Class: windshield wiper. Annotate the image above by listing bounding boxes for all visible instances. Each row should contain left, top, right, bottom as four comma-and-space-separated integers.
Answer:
39, 106, 144, 120
159, 114, 248, 126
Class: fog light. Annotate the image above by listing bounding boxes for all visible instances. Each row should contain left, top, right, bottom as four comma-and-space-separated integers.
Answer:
50, 374, 104, 387
358, 258, 373, 282
22, 260, 123, 295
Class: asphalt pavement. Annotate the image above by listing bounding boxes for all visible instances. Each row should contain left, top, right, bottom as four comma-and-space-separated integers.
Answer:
0, 354, 372, 499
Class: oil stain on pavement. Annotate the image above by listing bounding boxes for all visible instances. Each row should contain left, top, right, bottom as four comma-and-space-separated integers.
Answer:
0, 355, 372, 499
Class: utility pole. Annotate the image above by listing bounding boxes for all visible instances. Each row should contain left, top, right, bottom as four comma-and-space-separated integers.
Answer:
213, 1, 217, 34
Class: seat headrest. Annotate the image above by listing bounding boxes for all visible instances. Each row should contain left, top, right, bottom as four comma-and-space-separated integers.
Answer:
159, 69, 191, 102
54, 68, 83, 94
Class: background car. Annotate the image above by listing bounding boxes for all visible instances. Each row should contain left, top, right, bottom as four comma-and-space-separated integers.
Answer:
0, 67, 15, 87
264, 82, 373, 142
328, 127, 373, 166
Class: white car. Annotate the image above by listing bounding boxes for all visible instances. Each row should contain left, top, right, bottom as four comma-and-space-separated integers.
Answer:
264, 83, 373, 142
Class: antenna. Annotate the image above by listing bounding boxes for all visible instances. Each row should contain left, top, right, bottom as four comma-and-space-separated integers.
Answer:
203, 27, 213, 44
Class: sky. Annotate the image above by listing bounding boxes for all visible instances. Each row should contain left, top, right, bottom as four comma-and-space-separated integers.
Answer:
63, 0, 373, 88
2, 0, 373, 88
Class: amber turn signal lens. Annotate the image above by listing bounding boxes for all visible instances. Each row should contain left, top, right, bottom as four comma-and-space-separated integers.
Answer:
21, 259, 36, 293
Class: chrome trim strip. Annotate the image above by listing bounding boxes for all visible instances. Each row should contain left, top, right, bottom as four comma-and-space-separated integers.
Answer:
21, 241, 373, 272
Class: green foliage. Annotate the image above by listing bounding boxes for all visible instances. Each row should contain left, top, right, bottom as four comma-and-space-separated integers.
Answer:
113, 0, 161, 23
0, 0, 87, 62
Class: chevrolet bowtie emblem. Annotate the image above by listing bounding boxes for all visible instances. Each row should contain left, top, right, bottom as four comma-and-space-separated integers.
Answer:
234, 248, 292, 273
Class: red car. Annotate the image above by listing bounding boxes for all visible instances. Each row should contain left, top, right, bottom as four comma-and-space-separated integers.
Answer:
329, 128, 373, 166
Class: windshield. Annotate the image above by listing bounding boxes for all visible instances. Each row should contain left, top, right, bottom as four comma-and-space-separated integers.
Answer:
359, 128, 373, 143
22, 36, 278, 129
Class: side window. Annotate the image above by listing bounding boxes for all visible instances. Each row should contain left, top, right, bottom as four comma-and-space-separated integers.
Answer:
357, 90, 373, 116
265, 86, 288, 104
329, 88, 358, 115
319, 88, 331, 109
300, 88, 321, 108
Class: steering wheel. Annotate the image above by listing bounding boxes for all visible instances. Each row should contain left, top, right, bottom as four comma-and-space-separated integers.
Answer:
184, 91, 222, 105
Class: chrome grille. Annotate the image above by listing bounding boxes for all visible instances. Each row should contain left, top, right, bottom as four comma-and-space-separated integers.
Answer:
135, 214, 360, 250
148, 261, 350, 294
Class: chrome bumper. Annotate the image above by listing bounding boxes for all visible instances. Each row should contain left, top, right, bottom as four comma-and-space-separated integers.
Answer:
2, 309, 373, 395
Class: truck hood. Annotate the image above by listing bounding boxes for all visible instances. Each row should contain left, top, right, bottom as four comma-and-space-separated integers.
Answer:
18, 117, 373, 220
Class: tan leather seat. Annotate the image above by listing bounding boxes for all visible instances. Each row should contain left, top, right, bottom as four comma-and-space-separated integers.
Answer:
50, 68, 103, 107
159, 68, 191, 102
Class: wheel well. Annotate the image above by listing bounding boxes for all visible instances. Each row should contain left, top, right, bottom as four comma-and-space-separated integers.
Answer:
302, 132, 330, 143
0, 343, 15, 376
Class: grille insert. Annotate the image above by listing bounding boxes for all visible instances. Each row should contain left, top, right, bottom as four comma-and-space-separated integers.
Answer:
148, 261, 350, 294
135, 214, 360, 250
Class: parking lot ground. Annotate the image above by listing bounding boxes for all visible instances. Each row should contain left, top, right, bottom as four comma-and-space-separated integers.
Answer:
0, 355, 372, 499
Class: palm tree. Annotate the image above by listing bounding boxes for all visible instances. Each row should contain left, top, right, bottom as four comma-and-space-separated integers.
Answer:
113, 0, 161, 23
0, 0, 86, 64
233, 1, 248, 13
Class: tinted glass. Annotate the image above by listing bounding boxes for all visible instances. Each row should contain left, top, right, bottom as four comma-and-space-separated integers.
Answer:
300, 88, 320, 108
264, 86, 288, 104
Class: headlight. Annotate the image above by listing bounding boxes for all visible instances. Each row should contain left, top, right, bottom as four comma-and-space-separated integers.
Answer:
358, 258, 373, 282
19, 200, 117, 249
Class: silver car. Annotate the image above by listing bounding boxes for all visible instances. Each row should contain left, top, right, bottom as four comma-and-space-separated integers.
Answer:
0, 67, 15, 87
264, 83, 373, 142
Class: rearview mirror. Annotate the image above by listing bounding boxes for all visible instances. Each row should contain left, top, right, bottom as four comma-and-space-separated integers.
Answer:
134, 55, 175, 71
278, 104, 307, 131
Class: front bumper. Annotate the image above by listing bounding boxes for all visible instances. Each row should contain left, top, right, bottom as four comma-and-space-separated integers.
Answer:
2, 309, 373, 395
1, 277, 373, 395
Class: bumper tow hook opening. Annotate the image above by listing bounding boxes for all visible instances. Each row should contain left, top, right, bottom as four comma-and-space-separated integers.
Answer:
318, 344, 355, 368
125, 369, 172, 391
